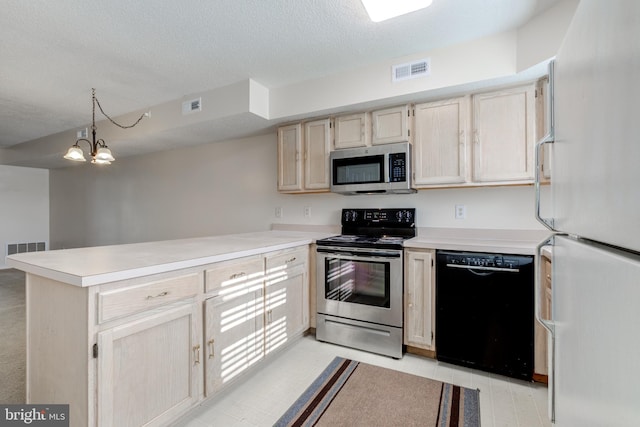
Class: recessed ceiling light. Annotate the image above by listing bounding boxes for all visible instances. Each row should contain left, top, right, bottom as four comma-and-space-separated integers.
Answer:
361, 0, 433, 22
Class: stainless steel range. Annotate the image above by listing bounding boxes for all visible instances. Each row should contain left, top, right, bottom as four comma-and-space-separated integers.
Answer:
315, 208, 415, 359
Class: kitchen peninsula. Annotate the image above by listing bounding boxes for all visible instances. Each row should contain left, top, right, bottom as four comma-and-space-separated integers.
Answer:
6, 230, 331, 427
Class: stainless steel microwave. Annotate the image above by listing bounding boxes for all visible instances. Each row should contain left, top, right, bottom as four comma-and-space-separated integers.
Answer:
330, 142, 416, 195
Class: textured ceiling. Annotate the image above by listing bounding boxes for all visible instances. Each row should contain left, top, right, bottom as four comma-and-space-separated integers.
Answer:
0, 0, 560, 150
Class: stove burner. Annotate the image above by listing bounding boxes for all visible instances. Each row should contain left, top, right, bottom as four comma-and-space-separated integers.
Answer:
316, 234, 412, 249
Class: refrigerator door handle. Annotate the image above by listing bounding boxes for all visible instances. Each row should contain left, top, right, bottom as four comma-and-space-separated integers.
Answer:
536, 235, 558, 423
535, 135, 556, 231
535, 60, 557, 231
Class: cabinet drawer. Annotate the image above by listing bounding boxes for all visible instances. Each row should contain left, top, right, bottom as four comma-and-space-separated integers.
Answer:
98, 273, 200, 324
265, 247, 308, 273
205, 255, 265, 295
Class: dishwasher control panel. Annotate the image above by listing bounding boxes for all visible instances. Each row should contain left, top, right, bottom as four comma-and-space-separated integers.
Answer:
445, 254, 520, 269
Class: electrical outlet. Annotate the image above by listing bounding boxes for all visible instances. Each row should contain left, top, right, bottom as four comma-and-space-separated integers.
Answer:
455, 204, 466, 219
304, 206, 311, 218
275, 207, 283, 218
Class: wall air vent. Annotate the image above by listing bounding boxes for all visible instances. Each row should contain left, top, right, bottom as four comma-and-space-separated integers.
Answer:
392, 58, 431, 82
7, 241, 46, 255
182, 97, 202, 115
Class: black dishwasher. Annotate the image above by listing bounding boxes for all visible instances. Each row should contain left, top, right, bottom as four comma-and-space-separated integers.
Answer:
435, 250, 534, 381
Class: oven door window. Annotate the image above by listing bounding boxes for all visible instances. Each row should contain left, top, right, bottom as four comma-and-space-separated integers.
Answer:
333, 155, 385, 185
324, 257, 390, 308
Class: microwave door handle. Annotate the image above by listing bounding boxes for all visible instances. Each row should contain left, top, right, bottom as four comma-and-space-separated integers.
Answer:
384, 152, 390, 183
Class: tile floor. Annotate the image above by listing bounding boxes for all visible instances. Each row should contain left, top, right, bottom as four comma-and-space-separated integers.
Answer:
171, 335, 551, 427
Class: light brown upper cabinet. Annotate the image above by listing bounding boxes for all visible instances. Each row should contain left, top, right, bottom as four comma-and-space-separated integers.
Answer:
334, 112, 370, 149
413, 97, 469, 186
304, 119, 333, 190
536, 77, 551, 183
472, 84, 536, 182
277, 119, 333, 193
277, 123, 303, 192
371, 104, 411, 145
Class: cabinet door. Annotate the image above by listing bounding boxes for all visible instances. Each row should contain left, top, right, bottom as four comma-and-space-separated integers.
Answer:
404, 250, 435, 351
264, 264, 307, 355
536, 78, 552, 182
334, 112, 370, 149
304, 118, 332, 190
535, 255, 552, 378
204, 291, 264, 396
371, 105, 410, 145
413, 98, 468, 185
97, 303, 201, 427
277, 123, 303, 191
472, 85, 536, 182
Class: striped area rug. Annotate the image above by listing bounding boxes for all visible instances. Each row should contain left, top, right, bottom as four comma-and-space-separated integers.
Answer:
274, 357, 480, 427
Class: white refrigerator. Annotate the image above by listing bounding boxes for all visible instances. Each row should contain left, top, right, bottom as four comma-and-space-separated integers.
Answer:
536, 0, 640, 426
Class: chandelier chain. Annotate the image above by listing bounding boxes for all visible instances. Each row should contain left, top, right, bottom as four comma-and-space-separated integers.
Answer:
92, 88, 147, 130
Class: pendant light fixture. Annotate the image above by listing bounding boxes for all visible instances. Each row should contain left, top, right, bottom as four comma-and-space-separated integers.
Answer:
64, 88, 148, 165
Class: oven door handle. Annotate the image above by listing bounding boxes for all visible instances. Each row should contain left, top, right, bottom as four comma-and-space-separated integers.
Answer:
316, 247, 401, 259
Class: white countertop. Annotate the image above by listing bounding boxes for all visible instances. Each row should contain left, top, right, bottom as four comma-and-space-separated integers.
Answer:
405, 227, 551, 255
6, 230, 333, 287
6, 226, 552, 287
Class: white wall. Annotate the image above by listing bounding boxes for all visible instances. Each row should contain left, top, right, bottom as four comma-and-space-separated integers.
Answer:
516, 0, 580, 71
0, 165, 49, 268
49, 133, 544, 250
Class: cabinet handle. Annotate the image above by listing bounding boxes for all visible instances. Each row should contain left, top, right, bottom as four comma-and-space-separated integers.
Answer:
193, 344, 201, 365
230, 272, 247, 280
208, 339, 215, 358
285, 257, 296, 264
146, 291, 169, 300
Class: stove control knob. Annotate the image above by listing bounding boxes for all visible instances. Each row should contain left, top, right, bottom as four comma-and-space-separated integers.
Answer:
343, 210, 358, 222
404, 210, 413, 222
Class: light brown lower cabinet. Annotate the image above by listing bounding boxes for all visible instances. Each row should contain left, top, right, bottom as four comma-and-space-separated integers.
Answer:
534, 253, 552, 382
97, 302, 202, 427
24, 245, 310, 427
204, 290, 264, 396
404, 249, 436, 357
204, 246, 309, 396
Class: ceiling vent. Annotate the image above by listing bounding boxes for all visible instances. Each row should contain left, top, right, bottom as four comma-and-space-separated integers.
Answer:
392, 58, 431, 82
182, 97, 202, 115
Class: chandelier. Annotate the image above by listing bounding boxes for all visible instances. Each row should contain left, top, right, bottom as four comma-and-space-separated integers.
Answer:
64, 88, 147, 165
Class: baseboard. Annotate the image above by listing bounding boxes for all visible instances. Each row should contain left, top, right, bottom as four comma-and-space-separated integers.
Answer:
532, 373, 549, 384
405, 346, 436, 359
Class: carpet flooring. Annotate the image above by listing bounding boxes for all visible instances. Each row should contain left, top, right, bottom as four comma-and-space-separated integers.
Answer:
275, 356, 480, 427
0, 268, 26, 404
